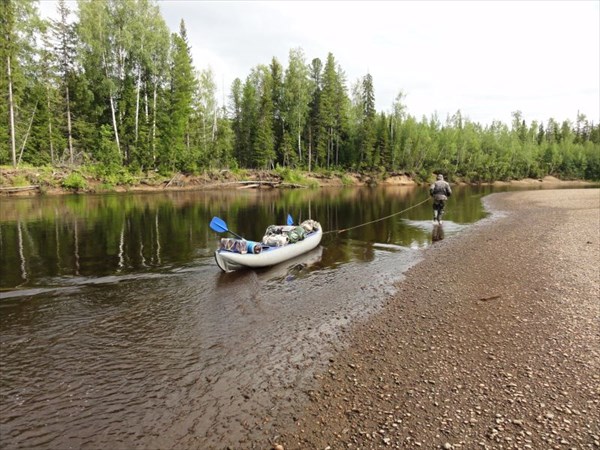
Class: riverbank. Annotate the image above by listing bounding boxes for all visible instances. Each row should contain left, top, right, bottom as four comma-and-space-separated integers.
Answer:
273, 189, 600, 449
0, 165, 594, 196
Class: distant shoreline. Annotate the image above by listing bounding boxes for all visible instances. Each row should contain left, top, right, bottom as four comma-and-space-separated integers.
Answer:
0, 166, 596, 197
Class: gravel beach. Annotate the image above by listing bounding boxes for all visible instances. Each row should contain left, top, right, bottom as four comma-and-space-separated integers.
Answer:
274, 189, 600, 450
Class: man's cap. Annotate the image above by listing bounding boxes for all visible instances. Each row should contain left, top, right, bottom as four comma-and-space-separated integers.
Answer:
437, 174, 444, 180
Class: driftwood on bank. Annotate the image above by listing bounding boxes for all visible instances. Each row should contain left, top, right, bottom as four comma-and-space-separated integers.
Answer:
0, 185, 40, 193
164, 174, 184, 188
162, 179, 308, 190
228, 180, 307, 189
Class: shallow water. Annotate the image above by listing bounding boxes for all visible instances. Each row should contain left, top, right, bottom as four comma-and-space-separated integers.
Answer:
0, 185, 496, 448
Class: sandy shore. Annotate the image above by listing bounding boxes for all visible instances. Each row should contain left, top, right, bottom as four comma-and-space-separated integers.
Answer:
274, 189, 600, 449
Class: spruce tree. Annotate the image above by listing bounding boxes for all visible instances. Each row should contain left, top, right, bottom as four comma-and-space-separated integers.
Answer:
163, 20, 196, 172
307, 57, 322, 171
270, 57, 284, 165
253, 65, 275, 169
317, 54, 336, 168
239, 74, 258, 167
50, 0, 77, 164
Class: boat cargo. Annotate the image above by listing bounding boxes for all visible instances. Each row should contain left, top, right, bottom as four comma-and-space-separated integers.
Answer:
214, 219, 322, 273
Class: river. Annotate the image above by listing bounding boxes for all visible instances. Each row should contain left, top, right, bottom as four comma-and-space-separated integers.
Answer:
1, 185, 499, 448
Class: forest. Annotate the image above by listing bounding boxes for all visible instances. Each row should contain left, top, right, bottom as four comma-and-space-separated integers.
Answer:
2, 0, 599, 184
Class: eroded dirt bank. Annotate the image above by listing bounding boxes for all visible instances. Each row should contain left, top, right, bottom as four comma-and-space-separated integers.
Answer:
273, 189, 600, 449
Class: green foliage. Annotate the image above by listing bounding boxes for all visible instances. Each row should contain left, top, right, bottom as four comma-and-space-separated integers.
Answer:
1, 0, 597, 182
228, 168, 248, 179
283, 48, 311, 166
340, 173, 355, 186
274, 166, 298, 183
583, 142, 600, 180
273, 166, 317, 187
104, 171, 137, 186
12, 175, 30, 187
86, 163, 137, 186
95, 125, 121, 167
159, 21, 197, 173
95, 182, 116, 192
62, 172, 87, 190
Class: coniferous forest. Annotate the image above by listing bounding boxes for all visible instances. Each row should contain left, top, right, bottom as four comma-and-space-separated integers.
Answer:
2, 0, 599, 183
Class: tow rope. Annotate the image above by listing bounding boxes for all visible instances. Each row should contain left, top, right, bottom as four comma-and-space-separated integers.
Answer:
323, 197, 431, 235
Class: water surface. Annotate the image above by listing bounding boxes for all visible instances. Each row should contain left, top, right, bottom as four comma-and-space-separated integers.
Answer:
1, 185, 493, 448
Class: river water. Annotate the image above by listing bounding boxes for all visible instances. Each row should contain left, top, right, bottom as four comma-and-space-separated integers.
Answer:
1, 185, 494, 448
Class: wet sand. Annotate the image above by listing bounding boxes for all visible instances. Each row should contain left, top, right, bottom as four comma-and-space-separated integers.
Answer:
274, 189, 599, 449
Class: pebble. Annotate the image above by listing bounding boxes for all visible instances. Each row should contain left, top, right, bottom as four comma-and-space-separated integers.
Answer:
272, 191, 600, 450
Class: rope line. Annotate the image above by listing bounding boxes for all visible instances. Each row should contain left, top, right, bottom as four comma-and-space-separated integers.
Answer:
322, 197, 431, 235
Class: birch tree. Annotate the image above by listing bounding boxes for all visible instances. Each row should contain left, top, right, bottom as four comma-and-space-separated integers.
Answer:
282, 48, 310, 166
194, 67, 217, 163
1, 0, 41, 167
78, 0, 121, 161
143, 3, 170, 167
229, 77, 244, 163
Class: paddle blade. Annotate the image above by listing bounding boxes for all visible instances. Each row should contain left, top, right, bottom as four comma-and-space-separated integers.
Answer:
209, 216, 228, 234
287, 214, 294, 226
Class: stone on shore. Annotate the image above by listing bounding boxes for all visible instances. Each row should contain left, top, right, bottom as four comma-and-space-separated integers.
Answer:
275, 189, 600, 449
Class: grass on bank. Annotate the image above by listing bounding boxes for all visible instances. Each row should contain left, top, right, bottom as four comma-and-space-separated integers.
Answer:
0, 164, 155, 192
0, 164, 306, 192
3, 164, 594, 194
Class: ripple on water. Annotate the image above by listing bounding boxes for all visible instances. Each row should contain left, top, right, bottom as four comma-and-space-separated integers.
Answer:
1, 242, 427, 448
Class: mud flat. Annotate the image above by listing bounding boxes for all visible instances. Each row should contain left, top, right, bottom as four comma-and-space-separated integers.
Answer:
274, 188, 600, 449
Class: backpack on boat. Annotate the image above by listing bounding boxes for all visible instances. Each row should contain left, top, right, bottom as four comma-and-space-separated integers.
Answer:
261, 224, 307, 246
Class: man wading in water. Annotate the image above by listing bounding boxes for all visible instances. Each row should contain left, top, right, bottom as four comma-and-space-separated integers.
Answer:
430, 174, 452, 224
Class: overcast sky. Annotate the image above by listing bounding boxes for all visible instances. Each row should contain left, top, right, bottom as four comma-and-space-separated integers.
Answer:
42, 0, 599, 126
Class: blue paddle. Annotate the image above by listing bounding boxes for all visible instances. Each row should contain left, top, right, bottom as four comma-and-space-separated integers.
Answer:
287, 214, 294, 226
209, 216, 244, 240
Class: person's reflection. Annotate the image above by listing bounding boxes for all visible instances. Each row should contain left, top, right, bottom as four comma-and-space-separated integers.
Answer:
432, 223, 445, 242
